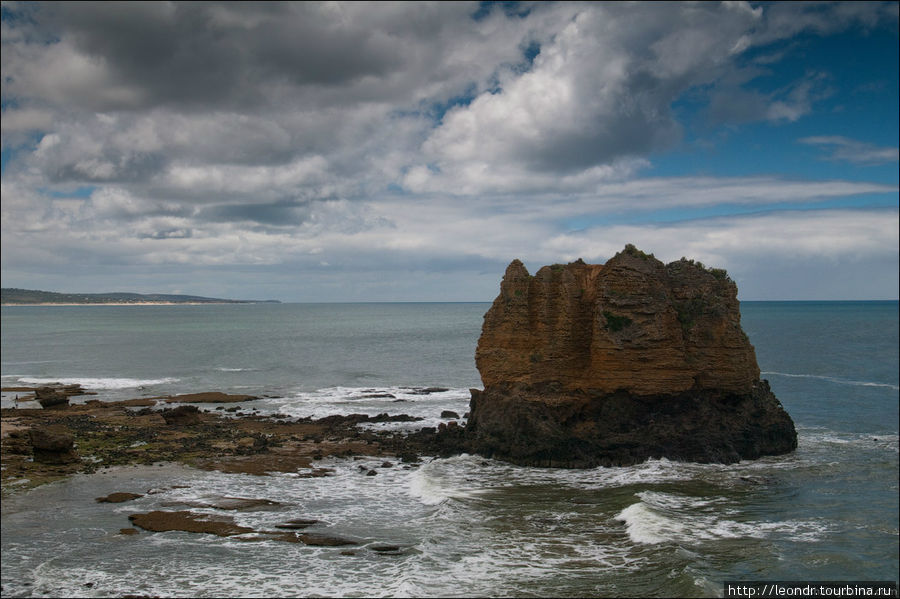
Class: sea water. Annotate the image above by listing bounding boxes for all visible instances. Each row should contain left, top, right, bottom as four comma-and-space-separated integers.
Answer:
1, 301, 897, 597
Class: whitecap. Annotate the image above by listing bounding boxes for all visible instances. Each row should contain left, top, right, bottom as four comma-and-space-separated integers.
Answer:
615, 490, 831, 546
407, 455, 491, 505
17, 376, 179, 389
615, 501, 684, 544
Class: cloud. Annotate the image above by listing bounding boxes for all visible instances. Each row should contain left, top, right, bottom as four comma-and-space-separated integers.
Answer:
707, 71, 833, 125
799, 136, 900, 165
413, 3, 754, 185
1, 2, 897, 301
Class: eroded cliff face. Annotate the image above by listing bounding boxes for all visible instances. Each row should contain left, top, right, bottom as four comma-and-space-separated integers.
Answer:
476, 247, 759, 395
467, 245, 796, 467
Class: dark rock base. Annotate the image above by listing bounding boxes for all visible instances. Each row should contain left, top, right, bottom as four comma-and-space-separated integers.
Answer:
466, 380, 797, 467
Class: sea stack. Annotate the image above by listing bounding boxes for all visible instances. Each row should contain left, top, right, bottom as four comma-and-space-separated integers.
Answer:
466, 244, 797, 467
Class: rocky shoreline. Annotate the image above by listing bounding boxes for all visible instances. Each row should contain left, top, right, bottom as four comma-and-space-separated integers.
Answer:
0, 383, 464, 496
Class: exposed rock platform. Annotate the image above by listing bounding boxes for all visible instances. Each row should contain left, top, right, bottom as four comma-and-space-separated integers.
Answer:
1, 390, 457, 494
467, 245, 797, 467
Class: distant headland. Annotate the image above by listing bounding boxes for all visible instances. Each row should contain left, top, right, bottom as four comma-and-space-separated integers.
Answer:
1, 288, 280, 306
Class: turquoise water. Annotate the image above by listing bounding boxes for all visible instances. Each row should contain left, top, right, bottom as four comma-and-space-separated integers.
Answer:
1, 301, 897, 597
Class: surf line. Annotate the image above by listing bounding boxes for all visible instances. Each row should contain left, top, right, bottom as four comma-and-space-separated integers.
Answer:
761, 371, 899, 391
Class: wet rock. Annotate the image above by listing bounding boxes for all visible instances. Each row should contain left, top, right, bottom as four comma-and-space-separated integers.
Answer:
366, 469, 377, 476
296, 533, 358, 547
408, 387, 449, 395
441, 410, 460, 419
119, 528, 139, 535
369, 413, 423, 423
96, 492, 143, 503
128, 511, 253, 536
370, 544, 402, 553
160, 496, 282, 510
164, 392, 259, 403
399, 452, 419, 464
275, 518, 318, 530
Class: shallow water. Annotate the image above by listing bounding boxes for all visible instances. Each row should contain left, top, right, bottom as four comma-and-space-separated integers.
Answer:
1, 301, 897, 597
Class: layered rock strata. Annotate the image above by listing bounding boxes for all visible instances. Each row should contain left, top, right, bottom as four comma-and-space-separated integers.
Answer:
467, 245, 797, 467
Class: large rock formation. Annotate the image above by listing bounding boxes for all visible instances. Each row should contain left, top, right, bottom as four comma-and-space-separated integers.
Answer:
467, 245, 797, 467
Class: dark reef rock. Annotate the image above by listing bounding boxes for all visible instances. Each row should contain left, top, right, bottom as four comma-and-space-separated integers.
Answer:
96, 492, 143, 503
466, 245, 797, 467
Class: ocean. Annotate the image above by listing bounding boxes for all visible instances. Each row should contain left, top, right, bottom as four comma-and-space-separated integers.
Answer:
1, 301, 897, 597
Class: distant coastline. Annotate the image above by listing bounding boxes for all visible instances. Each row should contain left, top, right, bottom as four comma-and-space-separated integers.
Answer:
0, 302, 257, 306
0, 287, 279, 306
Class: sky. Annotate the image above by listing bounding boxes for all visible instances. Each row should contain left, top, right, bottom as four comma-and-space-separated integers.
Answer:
1, 1, 898, 302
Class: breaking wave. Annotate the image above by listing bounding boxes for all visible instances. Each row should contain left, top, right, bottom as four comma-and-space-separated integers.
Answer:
615, 490, 831, 546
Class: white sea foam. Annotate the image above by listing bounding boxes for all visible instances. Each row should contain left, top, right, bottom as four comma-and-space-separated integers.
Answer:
17, 376, 179, 389
762, 371, 900, 391
615, 502, 683, 544
615, 490, 831, 546
798, 427, 899, 452
250, 385, 471, 432
408, 454, 490, 505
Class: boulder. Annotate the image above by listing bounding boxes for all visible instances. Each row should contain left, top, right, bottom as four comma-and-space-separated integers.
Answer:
34, 387, 69, 409
161, 405, 202, 426
467, 245, 797, 466
29, 426, 79, 464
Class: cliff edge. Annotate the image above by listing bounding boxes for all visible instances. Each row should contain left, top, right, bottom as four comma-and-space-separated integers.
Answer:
467, 245, 797, 467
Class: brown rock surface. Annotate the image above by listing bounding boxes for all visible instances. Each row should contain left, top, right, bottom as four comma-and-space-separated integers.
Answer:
34, 387, 70, 409
128, 510, 253, 536
476, 247, 759, 395
467, 245, 797, 466
29, 426, 80, 464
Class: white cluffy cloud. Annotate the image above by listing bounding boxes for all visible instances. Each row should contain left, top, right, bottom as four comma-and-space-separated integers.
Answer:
1, 1, 898, 300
